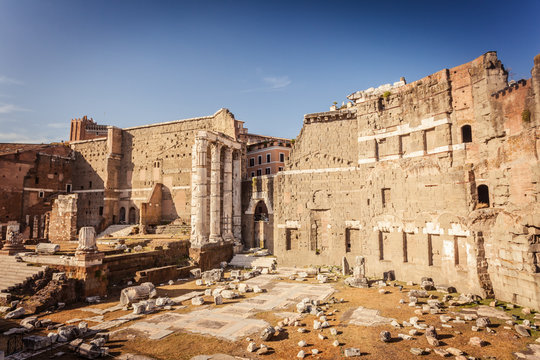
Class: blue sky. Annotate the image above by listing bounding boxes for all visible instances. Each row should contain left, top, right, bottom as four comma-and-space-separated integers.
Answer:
0, 0, 538, 143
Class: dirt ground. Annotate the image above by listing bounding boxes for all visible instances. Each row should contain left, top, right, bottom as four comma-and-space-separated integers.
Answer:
15, 274, 540, 360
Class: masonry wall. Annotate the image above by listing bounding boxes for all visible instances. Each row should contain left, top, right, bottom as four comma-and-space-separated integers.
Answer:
71, 108, 239, 232
274, 52, 540, 309
0, 144, 73, 240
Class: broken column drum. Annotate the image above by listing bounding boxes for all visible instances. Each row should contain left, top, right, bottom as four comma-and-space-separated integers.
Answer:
77, 227, 97, 253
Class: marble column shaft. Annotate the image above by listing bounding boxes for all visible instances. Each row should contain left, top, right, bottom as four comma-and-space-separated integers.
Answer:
223, 147, 233, 240
232, 152, 242, 241
209, 142, 222, 241
190, 138, 209, 247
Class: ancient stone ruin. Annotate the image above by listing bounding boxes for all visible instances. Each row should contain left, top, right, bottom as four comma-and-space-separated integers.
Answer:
0, 51, 539, 360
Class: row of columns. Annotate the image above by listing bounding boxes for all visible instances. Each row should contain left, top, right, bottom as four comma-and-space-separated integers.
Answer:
191, 132, 242, 248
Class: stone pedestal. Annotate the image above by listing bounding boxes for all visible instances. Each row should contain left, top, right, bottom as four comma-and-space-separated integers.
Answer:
0, 224, 26, 255
75, 227, 103, 266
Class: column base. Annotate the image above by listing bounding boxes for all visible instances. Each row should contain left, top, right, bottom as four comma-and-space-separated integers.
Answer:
209, 234, 223, 243
0, 245, 26, 255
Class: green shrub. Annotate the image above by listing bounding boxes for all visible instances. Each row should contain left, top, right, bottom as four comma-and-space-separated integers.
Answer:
522, 109, 531, 123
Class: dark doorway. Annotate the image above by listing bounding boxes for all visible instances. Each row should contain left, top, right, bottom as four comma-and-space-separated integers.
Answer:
119, 207, 126, 223
128, 206, 137, 224
461, 125, 472, 143
477, 185, 490, 207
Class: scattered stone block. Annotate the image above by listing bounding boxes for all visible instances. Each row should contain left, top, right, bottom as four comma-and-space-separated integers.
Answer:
191, 297, 204, 306
432, 348, 448, 357
297, 350, 305, 358
445, 347, 463, 356
247, 342, 257, 352
410, 348, 424, 355
380, 330, 391, 342
332, 340, 340, 347
298, 340, 307, 347
344, 348, 361, 357
120, 282, 157, 306
23, 335, 51, 351
260, 326, 275, 341
469, 337, 487, 347
515, 325, 530, 337
476, 317, 491, 328
5, 307, 25, 319
398, 334, 413, 340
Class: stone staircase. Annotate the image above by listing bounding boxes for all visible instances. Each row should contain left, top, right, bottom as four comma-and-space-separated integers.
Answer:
0, 255, 48, 293
154, 219, 190, 236
97, 224, 137, 238
229, 254, 277, 269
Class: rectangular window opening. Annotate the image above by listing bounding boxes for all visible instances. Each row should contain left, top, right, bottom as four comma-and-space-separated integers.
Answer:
403, 232, 408, 263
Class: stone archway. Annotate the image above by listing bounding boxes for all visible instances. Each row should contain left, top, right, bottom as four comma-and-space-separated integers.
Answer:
254, 200, 269, 249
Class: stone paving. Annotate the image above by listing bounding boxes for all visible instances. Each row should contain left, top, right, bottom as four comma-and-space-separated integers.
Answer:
460, 305, 512, 320
347, 306, 394, 327
514, 342, 540, 359
122, 272, 334, 341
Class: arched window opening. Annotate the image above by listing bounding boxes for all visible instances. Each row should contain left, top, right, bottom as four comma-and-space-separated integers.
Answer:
461, 125, 472, 143
477, 185, 490, 208
254, 201, 268, 222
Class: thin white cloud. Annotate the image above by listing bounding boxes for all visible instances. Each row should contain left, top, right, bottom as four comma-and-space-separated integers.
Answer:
0, 132, 49, 143
0, 75, 23, 85
263, 76, 292, 89
47, 122, 66, 129
241, 73, 292, 93
0, 104, 32, 114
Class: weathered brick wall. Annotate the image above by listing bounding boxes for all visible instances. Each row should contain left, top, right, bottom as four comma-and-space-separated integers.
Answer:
48, 194, 78, 242
0, 145, 73, 239
71, 138, 108, 229
71, 109, 238, 231
274, 52, 540, 308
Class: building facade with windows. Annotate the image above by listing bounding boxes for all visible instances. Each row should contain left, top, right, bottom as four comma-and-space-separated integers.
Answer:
246, 139, 292, 178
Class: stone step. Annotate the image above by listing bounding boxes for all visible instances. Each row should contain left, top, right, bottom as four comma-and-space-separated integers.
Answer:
97, 224, 137, 238
229, 254, 277, 268
0, 255, 48, 293
0, 268, 45, 276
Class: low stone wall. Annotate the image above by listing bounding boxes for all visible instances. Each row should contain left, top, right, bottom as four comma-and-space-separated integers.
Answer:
189, 241, 233, 271
134, 264, 196, 284
104, 240, 190, 285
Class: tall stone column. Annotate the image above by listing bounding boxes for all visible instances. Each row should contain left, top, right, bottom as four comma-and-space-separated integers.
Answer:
222, 147, 234, 241
232, 150, 242, 242
209, 142, 223, 242
190, 137, 209, 247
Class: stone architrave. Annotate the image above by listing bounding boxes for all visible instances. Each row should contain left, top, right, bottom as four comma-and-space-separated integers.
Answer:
190, 137, 209, 248
232, 150, 242, 242
77, 227, 97, 253
209, 142, 223, 242
0, 223, 26, 255
222, 147, 234, 241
